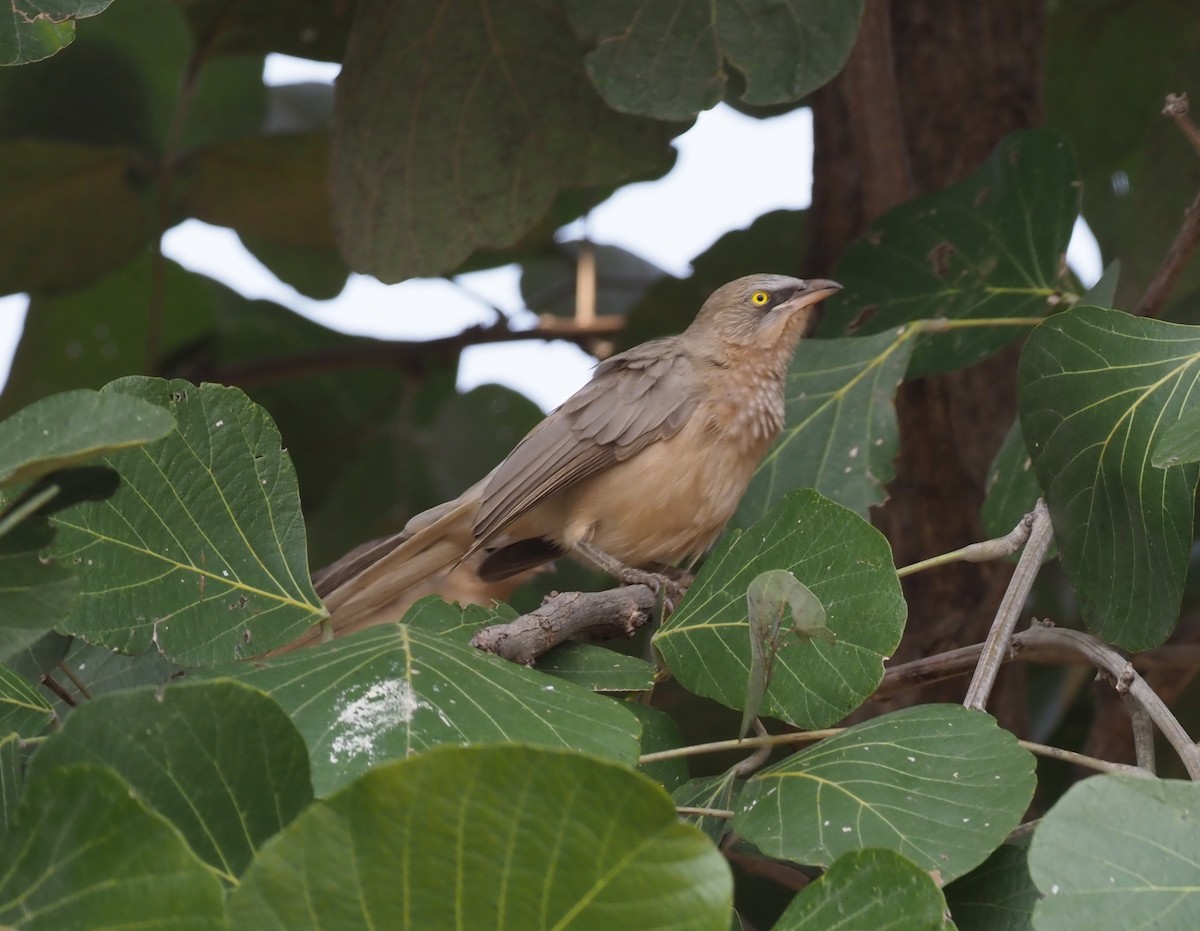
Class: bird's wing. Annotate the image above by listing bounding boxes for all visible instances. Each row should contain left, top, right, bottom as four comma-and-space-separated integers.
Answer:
472, 337, 698, 544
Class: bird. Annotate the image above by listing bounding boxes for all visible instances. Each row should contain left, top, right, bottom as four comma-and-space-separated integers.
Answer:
313, 273, 842, 635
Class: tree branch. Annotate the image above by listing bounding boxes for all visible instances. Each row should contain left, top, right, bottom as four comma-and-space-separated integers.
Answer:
878, 637, 1200, 697
964, 499, 1053, 710
1134, 93, 1200, 318
202, 319, 613, 388
470, 585, 658, 664
896, 508, 1034, 578
1021, 623, 1200, 779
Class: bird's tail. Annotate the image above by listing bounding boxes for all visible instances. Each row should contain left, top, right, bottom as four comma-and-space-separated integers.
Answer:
311, 481, 486, 635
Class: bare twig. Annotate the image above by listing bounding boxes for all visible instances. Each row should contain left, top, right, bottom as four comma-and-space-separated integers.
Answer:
1021, 624, 1200, 779
39, 674, 75, 708
1134, 93, 1200, 317
897, 509, 1034, 578
204, 319, 609, 388
676, 806, 735, 819
641, 723, 1132, 781
879, 637, 1200, 698
964, 500, 1053, 710
1017, 738, 1146, 777
56, 661, 93, 701
1164, 93, 1200, 158
1122, 691, 1157, 773
470, 585, 657, 664
639, 729, 842, 765
1135, 186, 1200, 317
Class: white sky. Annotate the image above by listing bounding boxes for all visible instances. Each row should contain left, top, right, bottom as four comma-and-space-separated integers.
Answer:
0, 55, 1101, 411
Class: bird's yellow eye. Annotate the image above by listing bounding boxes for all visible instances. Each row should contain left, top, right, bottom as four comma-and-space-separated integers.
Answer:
751, 290, 771, 306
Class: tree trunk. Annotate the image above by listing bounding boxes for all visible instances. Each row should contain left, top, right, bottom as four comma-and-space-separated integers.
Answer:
807, 0, 1045, 728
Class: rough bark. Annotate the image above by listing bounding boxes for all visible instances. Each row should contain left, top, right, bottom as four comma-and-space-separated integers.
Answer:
808, 0, 1045, 730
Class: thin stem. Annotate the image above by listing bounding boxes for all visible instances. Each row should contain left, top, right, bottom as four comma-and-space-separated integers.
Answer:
1017, 739, 1146, 777
964, 499, 1053, 710
638, 729, 843, 765
39, 674, 76, 708
915, 316, 1047, 332
1134, 93, 1200, 317
642, 725, 1136, 781
897, 510, 1033, 578
1164, 93, 1200, 158
676, 806, 735, 820
56, 661, 93, 701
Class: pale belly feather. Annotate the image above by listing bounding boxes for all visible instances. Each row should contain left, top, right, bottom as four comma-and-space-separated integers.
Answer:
553, 415, 774, 567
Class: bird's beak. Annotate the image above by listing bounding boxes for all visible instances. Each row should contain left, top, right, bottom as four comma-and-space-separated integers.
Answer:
777, 279, 842, 313
795, 279, 842, 305
775, 279, 841, 336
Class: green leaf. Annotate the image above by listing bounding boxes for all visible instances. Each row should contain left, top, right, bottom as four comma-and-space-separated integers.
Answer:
737, 327, 916, 526
774, 849, 950, 931
0, 388, 175, 487
945, 841, 1037, 931
0, 0, 265, 289
0, 0, 263, 151
980, 420, 1045, 543
2, 629, 69, 680
182, 132, 349, 299
0, 517, 78, 630
1153, 406, 1200, 467
0, 664, 54, 737
48, 377, 325, 665
203, 623, 642, 796
621, 209, 808, 348
742, 569, 830, 737
1019, 307, 1200, 649
565, 0, 864, 120
50, 637, 179, 706
0, 141, 153, 294
655, 490, 905, 729
0, 734, 22, 833
537, 642, 657, 693
1029, 775, 1200, 931
828, 129, 1080, 376
1046, 0, 1200, 311
735, 705, 1035, 883
0, 765, 225, 930
630, 703, 690, 792
331, 0, 679, 281
228, 745, 732, 930
673, 772, 739, 846
1, 9, 73, 65
205, 291, 445, 568
425, 384, 544, 503
0, 255, 216, 420
178, 0, 352, 61
29, 679, 312, 880
0, 0, 114, 66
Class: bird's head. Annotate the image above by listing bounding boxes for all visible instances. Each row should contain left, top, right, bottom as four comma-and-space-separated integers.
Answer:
687, 274, 842, 355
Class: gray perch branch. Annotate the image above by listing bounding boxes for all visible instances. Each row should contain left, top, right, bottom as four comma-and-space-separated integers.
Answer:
470, 584, 660, 664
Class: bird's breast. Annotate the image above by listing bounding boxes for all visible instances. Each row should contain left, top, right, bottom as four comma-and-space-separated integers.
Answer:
550, 406, 779, 568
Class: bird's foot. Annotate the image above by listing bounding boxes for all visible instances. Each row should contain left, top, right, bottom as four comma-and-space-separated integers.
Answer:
573, 543, 689, 613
